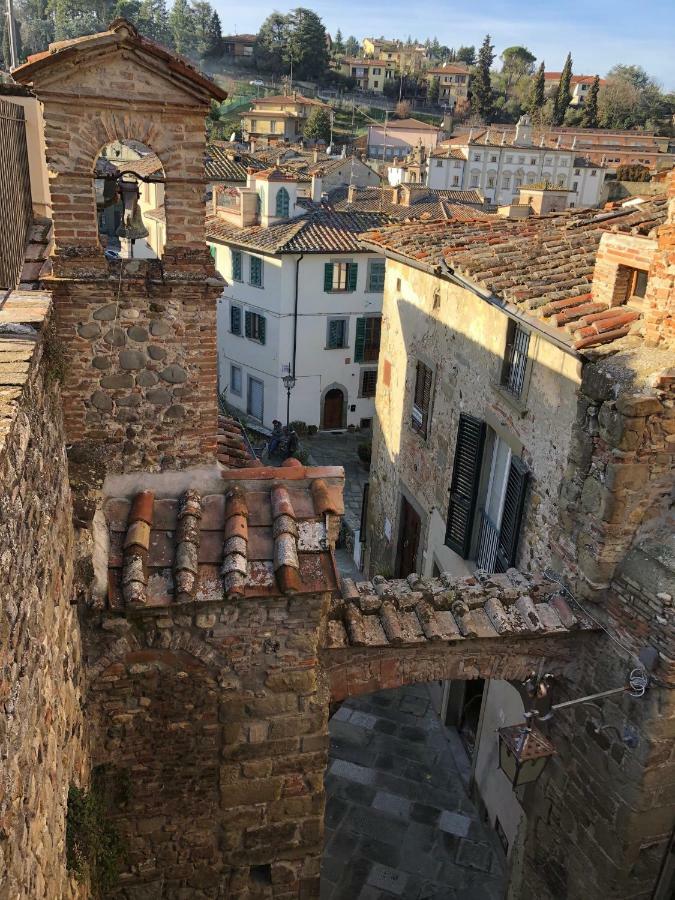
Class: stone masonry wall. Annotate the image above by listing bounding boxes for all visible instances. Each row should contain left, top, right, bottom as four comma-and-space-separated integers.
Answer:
0, 313, 87, 899
84, 592, 330, 899
51, 256, 220, 473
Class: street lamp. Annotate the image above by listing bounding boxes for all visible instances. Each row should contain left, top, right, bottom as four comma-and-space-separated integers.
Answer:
282, 372, 296, 429
497, 722, 556, 789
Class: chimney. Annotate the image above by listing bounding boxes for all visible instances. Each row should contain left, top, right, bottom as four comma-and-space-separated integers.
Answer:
313, 148, 320, 163
311, 174, 323, 203
240, 189, 259, 227
391, 185, 401, 204
246, 167, 257, 189
250, 138, 256, 153
400, 185, 411, 207
347, 183, 357, 204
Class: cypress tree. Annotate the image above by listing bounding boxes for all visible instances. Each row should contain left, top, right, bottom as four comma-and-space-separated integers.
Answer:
471, 34, 495, 123
553, 52, 573, 125
582, 74, 600, 128
528, 61, 545, 120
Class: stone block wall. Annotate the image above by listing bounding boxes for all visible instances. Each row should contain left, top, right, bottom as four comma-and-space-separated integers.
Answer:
50, 255, 220, 473
85, 592, 330, 899
591, 231, 657, 308
643, 176, 675, 347
0, 311, 87, 899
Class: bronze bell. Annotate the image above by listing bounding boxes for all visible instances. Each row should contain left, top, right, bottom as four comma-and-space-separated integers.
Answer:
116, 204, 149, 241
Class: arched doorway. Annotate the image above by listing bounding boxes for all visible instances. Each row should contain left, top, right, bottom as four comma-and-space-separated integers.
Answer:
323, 387, 345, 429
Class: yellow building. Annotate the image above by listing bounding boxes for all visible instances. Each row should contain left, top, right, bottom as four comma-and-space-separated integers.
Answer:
362, 38, 427, 73
242, 92, 330, 145
425, 64, 471, 110
337, 57, 397, 93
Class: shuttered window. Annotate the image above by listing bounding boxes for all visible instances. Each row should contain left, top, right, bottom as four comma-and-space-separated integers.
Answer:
360, 369, 378, 397
230, 304, 242, 335
324, 262, 358, 292
245, 311, 266, 344
327, 318, 347, 349
445, 414, 486, 557
231, 250, 242, 282
501, 321, 530, 398
367, 259, 386, 292
249, 255, 263, 287
354, 317, 381, 363
411, 361, 433, 438
275, 187, 290, 217
495, 457, 529, 572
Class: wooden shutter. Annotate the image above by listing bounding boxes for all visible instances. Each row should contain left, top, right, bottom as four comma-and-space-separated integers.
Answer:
231, 305, 241, 335
495, 457, 529, 572
445, 414, 486, 558
244, 311, 252, 338
324, 263, 334, 292
347, 262, 358, 292
354, 317, 366, 363
328, 319, 342, 348
412, 362, 432, 437
258, 315, 266, 345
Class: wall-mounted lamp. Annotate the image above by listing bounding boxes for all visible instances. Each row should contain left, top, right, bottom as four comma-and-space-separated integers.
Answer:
497, 722, 556, 788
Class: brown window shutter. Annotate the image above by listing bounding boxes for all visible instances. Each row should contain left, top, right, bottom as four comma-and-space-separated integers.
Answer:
445, 414, 486, 558
495, 457, 529, 572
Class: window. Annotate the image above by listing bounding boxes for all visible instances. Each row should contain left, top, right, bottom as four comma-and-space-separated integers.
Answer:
500, 320, 530, 398
514, 177, 523, 188
454, 160, 462, 168
473, 153, 481, 161
230, 304, 242, 335
230, 364, 242, 395
502, 175, 511, 189
324, 261, 358, 292
574, 168, 581, 176
436, 159, 443, 167
269, 120, 277, 134
559, 158, 568, 167
360, 369, 378, 397
245, 310, 266, 344
354, 316, 381, 363
622, 267, 648, 302
327, 317, 348, 349
445, 414, 529, 571
231, 250, 242, 282
249, 255, 263, 287
250, 119, 258, 131
367, 259, 386, 292
275, 187, 289, 217
487, 176, 495, 188
411, 361, 433, 438
545, 157, 553, 166
452, 175, 460, 186
470, 174, 479, 187
374, 81, 379, 88
505, 155, 513, 163
490, 154, 498, 162
591, 169, 597, 176
557, 175, 565, 186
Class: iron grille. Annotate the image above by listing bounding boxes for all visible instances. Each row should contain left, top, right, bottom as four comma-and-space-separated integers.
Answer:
502, 323, 530, 398
0, 99, 32, 291
476, 510, 500, 573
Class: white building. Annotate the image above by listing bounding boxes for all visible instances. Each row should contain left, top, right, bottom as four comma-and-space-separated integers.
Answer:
206, 168, 390, 431
428, 115, 606, 208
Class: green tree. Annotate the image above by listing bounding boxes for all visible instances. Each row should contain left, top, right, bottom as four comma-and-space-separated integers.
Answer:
581, 74, 599, 128
192, 1, 220, 59
303, 106, 331, 142
333, 28, 344, 56
16, 0, 55, 58
168, 0, 197, 57
598, 76, 642, 129
456, 45, 475, 66
254, 12, 288, 74
528, 61, 545, 120
552, 52, 572, 125
287, 8, 328, 80
616, 163, 651, 182
471, 34, 494, 123
428, 76, 440, 105
344, 35, 359, 57
48, 0, 103, 41
500, 45, 536, 86
112, 0, 141, 21
137, 0, 171, 46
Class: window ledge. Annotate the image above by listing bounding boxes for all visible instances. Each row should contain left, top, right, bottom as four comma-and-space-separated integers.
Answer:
491, 382, 528, 416
325, 346, 348, 351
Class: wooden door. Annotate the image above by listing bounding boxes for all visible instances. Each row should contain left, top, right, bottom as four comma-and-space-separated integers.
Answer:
323, 388, 344, 429
396, 496, 421, 578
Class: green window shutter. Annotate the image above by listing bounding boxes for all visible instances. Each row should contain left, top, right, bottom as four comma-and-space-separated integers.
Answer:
328, 319, 341, 348
232, 251, 242, 281
369, 260, 385, 291
324, 263, 334, 292
209, 243, 216, 259
244, 311, 252, 338
259, 316, 266, 345
495, 458, 529, 572
231, 305, 241, 335
348, 262, 358, 292
445, 414, 486, 558
354, 317, 366, 363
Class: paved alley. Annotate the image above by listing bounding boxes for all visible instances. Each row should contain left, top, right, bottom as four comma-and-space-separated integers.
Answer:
305, 430, 369, 535
321, 685, 506, 900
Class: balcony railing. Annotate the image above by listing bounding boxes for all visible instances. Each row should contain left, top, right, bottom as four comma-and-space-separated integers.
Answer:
475, 510, 499, 573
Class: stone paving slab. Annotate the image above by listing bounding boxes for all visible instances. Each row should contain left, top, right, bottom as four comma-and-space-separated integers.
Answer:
321, 684, 506, 899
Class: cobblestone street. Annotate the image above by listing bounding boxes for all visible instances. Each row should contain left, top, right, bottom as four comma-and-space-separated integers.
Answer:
306, 430, 369, 536
321, 685, 506, 900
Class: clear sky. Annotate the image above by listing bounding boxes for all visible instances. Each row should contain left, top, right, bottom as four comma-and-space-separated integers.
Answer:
214, 0, 675, 89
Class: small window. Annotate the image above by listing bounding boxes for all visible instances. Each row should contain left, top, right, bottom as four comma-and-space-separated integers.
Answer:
487, 176, 495, 188
473, 153, 481, 161
501, 321, 530, 398
490, 154, 498, 163
327, 317, 348, 349
470, 175, 479, 188
452, 175, 459, 186
557, 175, 565, 186
367, 259, 386, 292
574, 168, 581, 176
230, 304, 242, 335
250, 119, 258, 131
230, 364, 242, 395
591, 169, 597, 176
275, 187, 290, 217
411, 360, 433, 438
325, 262, 357, 293
502, 175, 510, 189
249, 256, 263, 287
360, 369, 378, 397
572, 181, 579, 191
530, 157, 537, 165
623, 267, 648, 302
245, 310, 266, 344
232, 250, 242, 282
436, 159, 443, 167
360, 417, 372, 430
354, 316, 381, 363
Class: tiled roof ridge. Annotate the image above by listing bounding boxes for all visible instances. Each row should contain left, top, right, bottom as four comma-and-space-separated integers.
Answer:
222, 486, 248, 597
122, 490, 154, 606
326, 570, 597, 649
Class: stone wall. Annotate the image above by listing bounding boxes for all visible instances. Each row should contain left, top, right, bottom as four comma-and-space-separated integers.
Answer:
84, 592, 330, 899
0, 309, 87, 899
51, 255, 220, 473
643, 175, 675, 347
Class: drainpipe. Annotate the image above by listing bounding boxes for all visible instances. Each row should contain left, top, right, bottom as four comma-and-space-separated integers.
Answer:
292, 252, 304, 379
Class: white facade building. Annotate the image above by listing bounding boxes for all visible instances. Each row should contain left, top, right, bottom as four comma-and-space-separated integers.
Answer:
428, 116, 606, 209
207, 169, 389, 431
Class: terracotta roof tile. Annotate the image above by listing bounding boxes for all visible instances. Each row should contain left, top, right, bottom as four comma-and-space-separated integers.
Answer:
326, 185, 487, 220
217, 414, 258, 468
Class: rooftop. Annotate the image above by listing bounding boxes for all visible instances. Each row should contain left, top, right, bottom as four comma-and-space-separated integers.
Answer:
372, 118, 441, 132
252, 93, 329, 108
326, 185, 487, 221
206, 145, 266, 183
105, 463, 344, 607
360, 198, 668, 352
217, 414, 258, 469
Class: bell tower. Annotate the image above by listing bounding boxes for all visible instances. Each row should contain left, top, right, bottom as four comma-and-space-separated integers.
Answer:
13, 19, 227, 472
